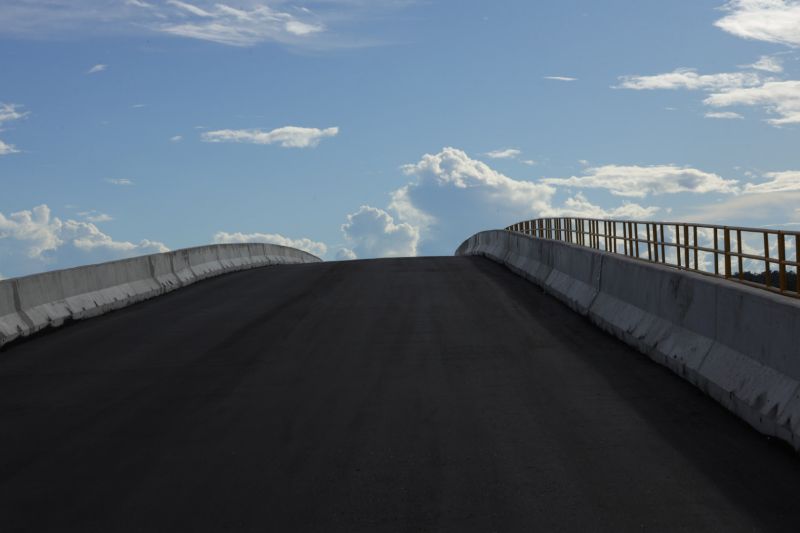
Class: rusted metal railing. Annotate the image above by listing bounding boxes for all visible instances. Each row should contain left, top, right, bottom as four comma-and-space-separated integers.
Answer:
506, 218, 800, 298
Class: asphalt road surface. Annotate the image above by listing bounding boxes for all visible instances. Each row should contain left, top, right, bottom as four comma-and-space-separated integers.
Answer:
2, 256, 800, 532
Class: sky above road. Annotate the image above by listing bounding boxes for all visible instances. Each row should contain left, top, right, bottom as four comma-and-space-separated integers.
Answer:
2, 0, 800, 277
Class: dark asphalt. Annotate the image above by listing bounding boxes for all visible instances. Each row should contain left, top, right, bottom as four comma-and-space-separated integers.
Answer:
1, 256, 800, 532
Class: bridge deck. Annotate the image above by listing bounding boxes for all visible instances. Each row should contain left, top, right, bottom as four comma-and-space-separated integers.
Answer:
1, 256, 799, 531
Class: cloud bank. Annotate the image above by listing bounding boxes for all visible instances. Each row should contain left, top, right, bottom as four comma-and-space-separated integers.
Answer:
0, 204, 168, 277
213, 231, 327, 257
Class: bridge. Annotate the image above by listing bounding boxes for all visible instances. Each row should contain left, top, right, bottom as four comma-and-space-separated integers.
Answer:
1, 223, 800, 531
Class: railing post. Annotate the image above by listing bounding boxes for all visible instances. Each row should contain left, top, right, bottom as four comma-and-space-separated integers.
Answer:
724, 227, 732, 279
778, 232, 787, 292
737, 229, 743, 280
683, 225, 690, 268
764, 232, 772, 288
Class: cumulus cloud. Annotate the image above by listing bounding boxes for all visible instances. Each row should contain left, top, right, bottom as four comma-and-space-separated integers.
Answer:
343, 148, 660, 258
342, 148, 657, 257
212, 231, 327, 257
715, 0, 800, 47
544, 76, 577, 81
541, 164, 739, 197
744, 170, 800, 192
0, 204, 167, 277
170, 135, 183, 142
202, 126, 339, 148
341, 206, 419, 259
616, 69, 762, 91
485, 148, 521, 159
335, 248, 357, 261
87, 64, 107, 74
704, 80, 800, 125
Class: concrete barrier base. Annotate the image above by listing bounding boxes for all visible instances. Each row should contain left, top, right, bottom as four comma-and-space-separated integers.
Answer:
0, 243, 321, 348
457, 230, 800, 450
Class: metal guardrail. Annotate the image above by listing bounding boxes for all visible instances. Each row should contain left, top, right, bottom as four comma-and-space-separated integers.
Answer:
506, 218, 800, 298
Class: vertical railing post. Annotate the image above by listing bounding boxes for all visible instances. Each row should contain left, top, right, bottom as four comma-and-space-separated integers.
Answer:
724, 227, 732, 279
683, 225, 690, 269
778, 232, 787, 292
737, 229, 743, 280
764, 231, 772, 288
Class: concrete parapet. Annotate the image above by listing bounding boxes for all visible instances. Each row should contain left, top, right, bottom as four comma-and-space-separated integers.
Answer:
457, 230, 800, 449
0, 243, 321, 348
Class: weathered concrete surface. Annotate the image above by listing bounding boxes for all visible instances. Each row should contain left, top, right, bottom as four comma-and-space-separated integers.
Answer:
457, 230, 800, 450
2, 257, 800, 532
0, 243, 320, 348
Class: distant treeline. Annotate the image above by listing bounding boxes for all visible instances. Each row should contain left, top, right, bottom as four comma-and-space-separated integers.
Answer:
738, 270, 798, 291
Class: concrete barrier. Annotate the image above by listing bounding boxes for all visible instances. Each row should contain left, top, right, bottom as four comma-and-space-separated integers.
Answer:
0, 243, 321, 348
457, 230, 800, 449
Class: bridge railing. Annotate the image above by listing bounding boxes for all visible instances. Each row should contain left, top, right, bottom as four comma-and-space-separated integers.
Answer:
506, 218, 800, 298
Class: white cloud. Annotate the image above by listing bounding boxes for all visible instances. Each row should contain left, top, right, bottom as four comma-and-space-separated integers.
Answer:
106, 178, 134, 185
747, 55, 784, 72
616, 68, 762, 91
202, 126, 339, 148
170, 135, 183, 142
78, 211, 113, 223
0, 204, 168, 276
341, 206, 419, 258
687, 192, 800, 224
167, 0, 212, 17
87, 64, 107, 74
540, 192, 659, 220
485, 148, 521, 159
342, 148, 680, 257
542, 164, 739, 197
704, 80, 800, 125
132, 103, 147, 108
157, 1, 323, 46
715, 0, 800, 47
744, 170, 800, 192
342, 148, 677, 257
0, 139, 19, 155
0, 102, 27, 125
335, 248, 357, 260
0, 102, 27, 155
212, 231, 327, 257
705, 111, 745, 119
521, 159, 537, 166
0, 1, 410, 49
544, 76, 577, 81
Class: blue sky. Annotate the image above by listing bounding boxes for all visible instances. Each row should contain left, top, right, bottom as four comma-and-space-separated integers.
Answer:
2, 0, 800, 277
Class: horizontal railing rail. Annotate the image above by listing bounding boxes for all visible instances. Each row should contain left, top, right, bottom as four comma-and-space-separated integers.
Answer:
506, 218, 800, 298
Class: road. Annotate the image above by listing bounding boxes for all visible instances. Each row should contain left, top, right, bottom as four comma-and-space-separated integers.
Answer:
1, 256, 799, 532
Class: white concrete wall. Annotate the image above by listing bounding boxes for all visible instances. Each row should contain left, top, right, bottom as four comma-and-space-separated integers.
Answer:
0, 243, 321, 348
457, 230, 800, 449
